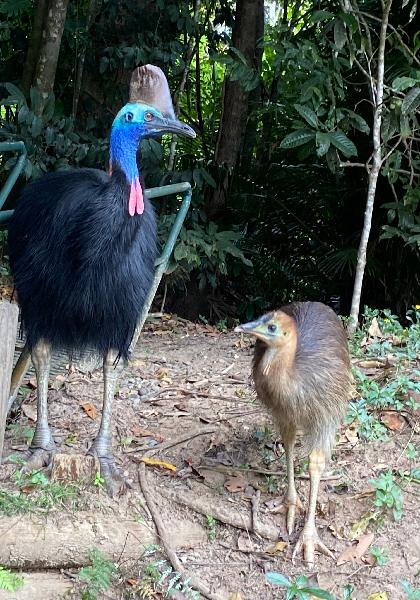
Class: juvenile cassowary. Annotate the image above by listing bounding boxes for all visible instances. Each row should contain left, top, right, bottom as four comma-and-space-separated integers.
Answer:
235, 302, 352, 566
8, 65, 195, 495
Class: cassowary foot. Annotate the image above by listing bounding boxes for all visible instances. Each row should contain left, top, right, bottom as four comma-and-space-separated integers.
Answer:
97, 456, 132, 497
286, 495, 304, 535
292, 526, 334, 568
88, 442, 132, 497
22, 447, 56, 472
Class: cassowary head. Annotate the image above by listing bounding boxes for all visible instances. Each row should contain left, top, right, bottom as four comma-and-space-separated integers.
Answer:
110, 64, 195, 216
235, 311, 296, 348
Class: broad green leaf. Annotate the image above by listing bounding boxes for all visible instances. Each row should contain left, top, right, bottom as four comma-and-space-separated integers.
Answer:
392, 76, 419, 91
401, 87, 420, 114
334, 19, 347, 49
280, 130, 315, 149
265, 572, 291, 587
201, 168, 217, 188
329, 130, 357, 157
310, 10, 334, 22
316, 131, 331, 157
294, 104, 319, 128
4, 82, 25, 106
303, 587, 336, 600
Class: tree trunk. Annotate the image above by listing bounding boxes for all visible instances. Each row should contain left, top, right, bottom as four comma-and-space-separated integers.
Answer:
240, 0, 264, 170
33, 0, 70, 116
208, 0, 262, 218
72, 0, 99, 119
21, 0, 49, 97
348, 0, 393, 334
0, 302, 19, 462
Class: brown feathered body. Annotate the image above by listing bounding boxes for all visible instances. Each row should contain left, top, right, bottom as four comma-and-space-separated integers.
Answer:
252, 302, 352, 457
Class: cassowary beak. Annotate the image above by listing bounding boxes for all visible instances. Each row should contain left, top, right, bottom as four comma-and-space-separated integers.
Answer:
234, 318, 263, 335
144, 115, 196, 138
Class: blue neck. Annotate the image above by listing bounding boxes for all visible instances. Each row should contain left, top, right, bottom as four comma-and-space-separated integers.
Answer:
109, 125, 143, 183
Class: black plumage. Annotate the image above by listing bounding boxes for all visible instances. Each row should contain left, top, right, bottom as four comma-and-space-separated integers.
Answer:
6, 65, 196, 495
9, 167, 156, 360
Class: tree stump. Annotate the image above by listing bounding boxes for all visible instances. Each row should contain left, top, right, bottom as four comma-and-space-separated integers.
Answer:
0, 302, 19, 462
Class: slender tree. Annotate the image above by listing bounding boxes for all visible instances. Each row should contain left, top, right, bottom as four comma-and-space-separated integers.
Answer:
33, 0, 70, 116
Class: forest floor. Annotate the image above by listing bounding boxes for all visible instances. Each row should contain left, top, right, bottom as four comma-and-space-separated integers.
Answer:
0, 315, 419, 600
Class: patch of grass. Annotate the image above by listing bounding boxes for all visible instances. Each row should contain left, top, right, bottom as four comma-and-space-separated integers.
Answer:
93, 472, 105, 488
265, 572, 335, 599
0, 566, 24, 592
0, 469, 79, 516
78, 548, 117, 600
371, 470, 404, 522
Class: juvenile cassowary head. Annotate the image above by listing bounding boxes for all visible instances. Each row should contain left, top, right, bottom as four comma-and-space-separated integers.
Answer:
110, 64, 195, 216
235, 311, 296, 348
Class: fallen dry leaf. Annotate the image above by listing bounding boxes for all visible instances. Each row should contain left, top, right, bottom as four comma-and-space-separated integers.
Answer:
345, 427, 359, 443
229, 594, 243, 600
225, 475, 247, 493
328, 522, 345, 540
264, 541, 288, 555
141, 456, 177, 472
368, 317, 383, 338
127, 579, 138, 586
381, 411, 405, 431
367, 594, 388, 600
358, 360, 385, 369
350, 513, 376, 539
131, 425, 164, 442
336, 533, 374, 565
81, 402, 97, 419
22, 404, 37, 421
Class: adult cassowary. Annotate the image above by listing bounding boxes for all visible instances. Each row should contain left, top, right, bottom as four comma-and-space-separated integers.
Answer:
8, 65, 195, 495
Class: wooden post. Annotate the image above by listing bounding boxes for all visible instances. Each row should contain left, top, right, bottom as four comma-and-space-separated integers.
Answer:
0, 302, 19, 463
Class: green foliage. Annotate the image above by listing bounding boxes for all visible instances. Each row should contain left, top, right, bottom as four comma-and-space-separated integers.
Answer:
160, 215, 251, 290
0, 566, 24, 592
78, 549, 117, 600
144, 560, 200, 600
371, 470, 404, 522
0, 84, 107, 180
0, 469, 79, 516
265, 572, 335, 599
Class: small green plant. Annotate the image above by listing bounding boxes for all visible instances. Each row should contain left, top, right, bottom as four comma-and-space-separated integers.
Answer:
406, 442, 418, 460
0, 566, 24, 592
93, 472, 105, 488
262, 475, 280, 493
156, 561, 200, 600
216, 319, 228, 332
206, 514, 216, 541
265, 572, 335, 599
369, 545, 389, 566
77, 548, 117, 600
371, 470, 404, 521
400, 580, 420, 600
342, 585, 354, 599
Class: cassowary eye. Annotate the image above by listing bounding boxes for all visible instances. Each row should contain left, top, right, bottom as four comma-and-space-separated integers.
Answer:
268, 323, 277, 333
145, 112, 154, 122
125, 112, 134, 122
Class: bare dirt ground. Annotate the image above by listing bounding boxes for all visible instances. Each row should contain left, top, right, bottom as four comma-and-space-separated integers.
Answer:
0, 316, 419, 599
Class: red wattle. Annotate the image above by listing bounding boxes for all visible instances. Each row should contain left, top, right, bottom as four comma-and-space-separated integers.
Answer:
128, 182, 136, 216
135, 178, 144, 215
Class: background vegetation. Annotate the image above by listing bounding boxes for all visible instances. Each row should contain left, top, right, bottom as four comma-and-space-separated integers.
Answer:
0, 0, 419, 322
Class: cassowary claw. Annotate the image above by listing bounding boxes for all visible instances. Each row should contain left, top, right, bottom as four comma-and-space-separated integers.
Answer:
22, 447, 56, 472
292, 526, 334, 568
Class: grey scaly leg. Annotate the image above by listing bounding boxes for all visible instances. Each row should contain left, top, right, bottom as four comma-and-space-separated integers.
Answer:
22, 339, 56, 470
88, 349, 131, 496
292, 448, 334, 568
